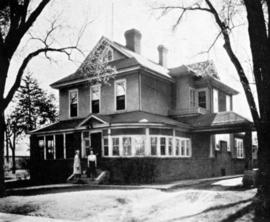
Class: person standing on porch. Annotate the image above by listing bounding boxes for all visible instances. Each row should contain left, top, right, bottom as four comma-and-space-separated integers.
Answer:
73, 150, 81, 179
87, 149, 97, 180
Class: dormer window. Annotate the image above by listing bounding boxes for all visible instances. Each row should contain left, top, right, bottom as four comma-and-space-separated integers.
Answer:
115, 79, 126, 111
69, 89, 78, 117
90, 85, 101, 114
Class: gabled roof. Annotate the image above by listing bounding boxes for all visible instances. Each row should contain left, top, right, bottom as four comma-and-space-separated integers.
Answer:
178, 111, 252, 132
51, 36, 171, 89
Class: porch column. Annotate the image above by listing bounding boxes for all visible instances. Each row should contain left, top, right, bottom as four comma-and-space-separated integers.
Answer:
108, 129, 112, 156
209, 135, 214, 158
53, 135, 56, 159
44, 135, 46, 160
81, 132, 84, 158
244, 130, 252, 169
63, 133, 66, 159
145, 128, 150, 156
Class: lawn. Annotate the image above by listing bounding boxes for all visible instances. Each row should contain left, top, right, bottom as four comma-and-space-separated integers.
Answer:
0, 178, 260, 222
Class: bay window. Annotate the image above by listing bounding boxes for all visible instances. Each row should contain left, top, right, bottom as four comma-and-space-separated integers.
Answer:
150, 137, 158, 156
123, 137, 132, 156
112, 137, 120, 156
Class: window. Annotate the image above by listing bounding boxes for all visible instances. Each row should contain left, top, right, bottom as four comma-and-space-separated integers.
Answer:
175, 138, 180, 156
46, 136, 54, 160
112, 137, 120, 156
150, 137, 158, 155
198, 91, 206, 108
103, 138, 109, 156
213, 88, 219, 113
103, 47, 114, 62
215, 134, 231, 151
90, 85, 100, 114
235, 138, 244, 158
190, 88, 196, 108
134, 136, 145, 156
69, 90, 78, 117
226, 95, 231, 111
168, 138, 173, 156
160, 137, 166, 155
115, 79, 126, 111
38, 137, 45, 159
179, 138, 191, 157
102, 135, 191, 158
123, 137, 132, 156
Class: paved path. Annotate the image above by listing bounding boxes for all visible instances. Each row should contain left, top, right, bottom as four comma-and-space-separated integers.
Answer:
0, 212, 73, 222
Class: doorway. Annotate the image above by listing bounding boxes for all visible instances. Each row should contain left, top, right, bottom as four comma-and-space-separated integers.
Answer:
90, 132, 102, 167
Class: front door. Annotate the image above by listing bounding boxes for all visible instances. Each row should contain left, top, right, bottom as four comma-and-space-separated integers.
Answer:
90, 132, 102, 167
220, 140, 228, 176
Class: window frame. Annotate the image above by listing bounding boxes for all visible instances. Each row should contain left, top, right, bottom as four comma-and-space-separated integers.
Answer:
69, 89, 79, 118
114, 79, 127, 111
90, 84, 101, 114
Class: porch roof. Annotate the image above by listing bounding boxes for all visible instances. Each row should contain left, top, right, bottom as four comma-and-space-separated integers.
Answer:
178, 111, 253, 132
30, 111, 192, 134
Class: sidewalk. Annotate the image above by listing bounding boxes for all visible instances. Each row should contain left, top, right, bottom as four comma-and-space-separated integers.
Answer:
6, 174, 242, 195
0, 212, 74, 222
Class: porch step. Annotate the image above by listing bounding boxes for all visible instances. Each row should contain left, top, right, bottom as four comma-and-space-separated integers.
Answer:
67, 170, 110, 185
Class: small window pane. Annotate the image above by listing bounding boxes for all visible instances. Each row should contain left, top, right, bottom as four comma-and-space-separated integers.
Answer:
176, 139, 180, 156
134, 136, 145, 156
112, 138, 119, 156
151, 137, 158, 155
181, 140, 185, 156
123, 137, 132, 156
168, 138, 173, 156
104, 138, 109, 156
160, 137, 166, 156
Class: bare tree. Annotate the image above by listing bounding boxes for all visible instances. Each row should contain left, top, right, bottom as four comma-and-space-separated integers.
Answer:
0, 0, 85, 195
155, 0, 270, 217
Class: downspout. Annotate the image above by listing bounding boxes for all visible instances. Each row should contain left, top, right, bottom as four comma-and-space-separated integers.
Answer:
138, 71, 142, 111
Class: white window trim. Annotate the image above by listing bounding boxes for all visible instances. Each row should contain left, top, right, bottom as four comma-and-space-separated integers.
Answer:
213, 88, 219, 113
69, 89, 79, 118
90, 84, 101, 114
102, 134, 192, 158
114, 79, 127, 112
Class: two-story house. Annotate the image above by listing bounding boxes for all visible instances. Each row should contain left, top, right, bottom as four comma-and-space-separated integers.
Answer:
30, 29, 253, 184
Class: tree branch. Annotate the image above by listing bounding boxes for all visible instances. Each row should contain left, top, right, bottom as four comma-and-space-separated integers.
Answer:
5, 0, 51, 59
3, 45, 78, 109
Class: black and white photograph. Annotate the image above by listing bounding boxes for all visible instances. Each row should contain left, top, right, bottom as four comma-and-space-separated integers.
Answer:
0, 0, 269, 221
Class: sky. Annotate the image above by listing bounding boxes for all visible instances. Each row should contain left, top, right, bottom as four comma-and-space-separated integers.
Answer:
6, 0, 254, 122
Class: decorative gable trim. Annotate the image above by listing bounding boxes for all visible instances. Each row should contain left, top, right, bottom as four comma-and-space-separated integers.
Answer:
78, 114, 109, 127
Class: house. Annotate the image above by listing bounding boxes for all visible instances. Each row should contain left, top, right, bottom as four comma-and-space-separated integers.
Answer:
29, 29, 253, 184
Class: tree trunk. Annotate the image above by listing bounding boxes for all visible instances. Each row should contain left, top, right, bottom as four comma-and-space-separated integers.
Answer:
11, 136, 16, 174
5, 131, 9, 163
0, 113, 5, 196
255, 121, 270, 217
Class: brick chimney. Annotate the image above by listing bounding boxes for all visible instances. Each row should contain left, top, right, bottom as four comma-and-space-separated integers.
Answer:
124, 29, 142, 54
158, 45, 168, 68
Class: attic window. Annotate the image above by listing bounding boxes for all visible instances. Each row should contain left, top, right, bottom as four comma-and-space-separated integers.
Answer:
103, 47, 114, 62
